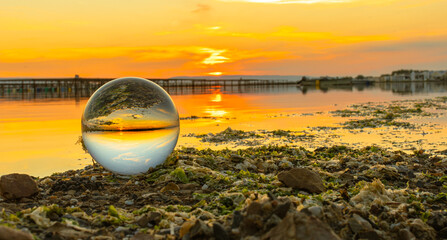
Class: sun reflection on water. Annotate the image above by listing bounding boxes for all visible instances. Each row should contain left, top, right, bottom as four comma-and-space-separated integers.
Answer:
204, 87, 229, 117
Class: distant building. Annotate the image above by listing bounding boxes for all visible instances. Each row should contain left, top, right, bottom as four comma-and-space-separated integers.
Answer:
380, 74, 392, 82
414, 71, 430, 81
389, 70, 447, 81
430, 71, 447, 80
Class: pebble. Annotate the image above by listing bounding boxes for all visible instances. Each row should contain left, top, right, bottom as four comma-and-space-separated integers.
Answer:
277, 168, 325, 193
0, 173, 39, 200
67, 190, 76, 195
160, 182, 180, 193
115, 226, 129, 232
124, 200, 134, 206
213, 222, 230, 240
135, 214, 150, 227
0, 226, 33, 240
307, 206, 323, 219
348, 214, 373, 234
40, 178, 53, 185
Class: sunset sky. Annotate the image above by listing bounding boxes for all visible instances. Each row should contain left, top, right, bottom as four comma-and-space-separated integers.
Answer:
1, 0, 447, 78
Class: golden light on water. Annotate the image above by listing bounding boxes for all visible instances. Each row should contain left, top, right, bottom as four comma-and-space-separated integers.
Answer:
211, 93, 223, 102
205, 109, 229, 117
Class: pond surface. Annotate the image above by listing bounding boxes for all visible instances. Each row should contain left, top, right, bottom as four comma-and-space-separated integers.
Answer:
1, 81, 447, 176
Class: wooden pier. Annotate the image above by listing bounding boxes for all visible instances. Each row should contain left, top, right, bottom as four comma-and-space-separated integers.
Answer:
0, 77, 297, 100
0, 77, 294, 88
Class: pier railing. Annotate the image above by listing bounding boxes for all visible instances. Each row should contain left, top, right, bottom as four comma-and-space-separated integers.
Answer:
0, 78, 296, 101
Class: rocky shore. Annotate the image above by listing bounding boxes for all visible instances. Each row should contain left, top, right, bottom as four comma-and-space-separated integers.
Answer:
1, 144, 446, 239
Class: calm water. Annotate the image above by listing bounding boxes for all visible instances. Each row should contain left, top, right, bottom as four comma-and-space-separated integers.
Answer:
1, 81, 447, 176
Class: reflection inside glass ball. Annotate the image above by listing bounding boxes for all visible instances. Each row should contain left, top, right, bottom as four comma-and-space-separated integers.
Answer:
82, 77, 179, 175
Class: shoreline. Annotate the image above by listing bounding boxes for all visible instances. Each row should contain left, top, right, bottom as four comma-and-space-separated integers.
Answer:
1, 96, 447, 239
1, 144, 446, 239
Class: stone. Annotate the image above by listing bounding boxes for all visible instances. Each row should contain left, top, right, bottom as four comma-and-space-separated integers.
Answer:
131, 233, 154, 240
348, 214, 373, 234
160, 182, 180, 193
114, 226, 129, 232
357, 230, 381, 240
40, 178, 54, 185
67, 190, 76, 195
135, 214, 150, 227
0, 226, 33, 240
272, 200, 291, 219
226, 192, 246, 206
265, 214, 282, 231
46, 222, 92, 239
262, 212, 340, 240
230, 154, 245, 163
307, 206, 323, 219
213, 222, 230, 240
246, 201, 263, 216
231, 211, 243, 229
181, 219, 212, 239
398, 228, 416, 240
426, 210, 447, 231
408, 219, 436, 240
241, 214, 264, 236
439, 227, 447, 239
178, 183, 199, 190
179, 220, 195, 239
277, 168, 325, 193
147, 211, 162, 225
197, 210, 215, 221
69, 198, 78, 205
0, 173, 39, 200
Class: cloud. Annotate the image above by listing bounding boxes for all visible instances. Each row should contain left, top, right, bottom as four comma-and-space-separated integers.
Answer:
200, 48, 230, 64
192, 3, 211, 13
364, 38, 447, 53
219, 0, 350, 4
112, 152, 142, 162
217, 0, 403, 4
156, 25, 393, 46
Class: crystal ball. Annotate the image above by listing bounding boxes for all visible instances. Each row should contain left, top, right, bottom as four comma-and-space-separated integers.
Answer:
81, 77, 179, 175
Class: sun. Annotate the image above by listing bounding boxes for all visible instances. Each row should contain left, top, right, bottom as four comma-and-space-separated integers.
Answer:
208, 72, 223, 76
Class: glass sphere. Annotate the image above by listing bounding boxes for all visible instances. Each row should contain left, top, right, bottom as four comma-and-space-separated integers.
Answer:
81, 77, 179, 175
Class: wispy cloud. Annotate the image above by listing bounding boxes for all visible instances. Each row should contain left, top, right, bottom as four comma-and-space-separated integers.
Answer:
112, 152, 142, 162
192, 3, 211, 12
363, 37, 447, 53
219, 0, 350, 4
200, 48, 230, 65
218, 0, 402, 4
157, 25, 394, 46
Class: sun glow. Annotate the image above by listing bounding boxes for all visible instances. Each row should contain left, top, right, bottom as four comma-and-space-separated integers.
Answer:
0, 0, 446, 77
201, 48, 230, 65
208, 72, 223, 76
207, 26, 222, 30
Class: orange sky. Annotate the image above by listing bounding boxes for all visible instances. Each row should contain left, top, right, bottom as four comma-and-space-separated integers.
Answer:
0, 0, 446, 78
